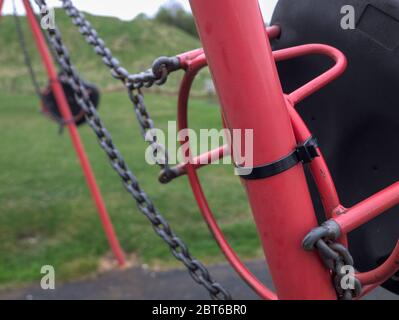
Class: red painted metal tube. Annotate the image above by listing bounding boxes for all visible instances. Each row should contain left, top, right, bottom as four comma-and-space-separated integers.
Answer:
276, 44, 399, 291
179, 55, 277, 300
285, 103, 349, 246
177, 48, 205, 69
334, 181, 399, 234
357, 264, 399, 298
274, 44, 348, 105
356, 241, 399, 285
178, 104, 341, 219
178, 45, 345, 219
0, 0, 4, 18
23, 0, 125, 266
176, 49, 346, 297
177, 26, 280, 70
181, 45, 345, 225
171, 145, 229, 179
190, 0, 336, 299
286, 103, 341, 218
273, 44, 346, 218
266, 25, 281, 40
178, 51, 342, 219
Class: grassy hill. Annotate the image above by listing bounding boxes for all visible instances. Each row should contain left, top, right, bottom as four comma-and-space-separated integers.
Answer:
0, 9, 202, 93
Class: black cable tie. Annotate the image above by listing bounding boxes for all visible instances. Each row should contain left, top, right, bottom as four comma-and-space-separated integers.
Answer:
236, 136, 319, 180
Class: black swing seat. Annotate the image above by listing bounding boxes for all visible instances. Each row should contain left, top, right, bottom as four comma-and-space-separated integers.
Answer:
271, 0, 399, 294
41, 74, 100, 126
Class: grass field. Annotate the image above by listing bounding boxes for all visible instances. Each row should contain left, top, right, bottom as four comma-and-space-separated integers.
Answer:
0, 89, 263, 288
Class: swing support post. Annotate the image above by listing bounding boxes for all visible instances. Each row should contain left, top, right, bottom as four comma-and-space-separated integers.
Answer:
190, 0, 337, 299
22, 0, 126, 266
0, 0, 4, 19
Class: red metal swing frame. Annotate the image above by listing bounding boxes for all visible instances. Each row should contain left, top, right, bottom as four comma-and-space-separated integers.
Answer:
175, 0, 399, 299
0, 0, 126, 266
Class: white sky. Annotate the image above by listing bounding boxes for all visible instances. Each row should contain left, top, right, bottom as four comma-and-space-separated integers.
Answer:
2, 0, 279, 23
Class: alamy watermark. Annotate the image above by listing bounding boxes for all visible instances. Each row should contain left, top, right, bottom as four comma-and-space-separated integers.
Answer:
144, 121, 254, 174
40, 7, 55, 30
341, 5, 356, 30
340, 265, 356, 291
40, 265, 55, 290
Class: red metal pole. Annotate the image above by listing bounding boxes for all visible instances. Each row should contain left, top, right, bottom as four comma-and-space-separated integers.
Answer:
0, 0, 4, 18
178, 57, 277, 300
190, 0, 336, 299
22, 0, 125, 266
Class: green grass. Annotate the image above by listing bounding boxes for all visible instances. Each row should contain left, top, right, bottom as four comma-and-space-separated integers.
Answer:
0, 89, 263, 288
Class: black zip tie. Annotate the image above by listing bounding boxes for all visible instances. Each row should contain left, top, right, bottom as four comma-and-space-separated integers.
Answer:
236, 136, 319, 180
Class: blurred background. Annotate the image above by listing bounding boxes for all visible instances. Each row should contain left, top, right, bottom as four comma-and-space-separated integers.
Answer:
0, 0, 277, 292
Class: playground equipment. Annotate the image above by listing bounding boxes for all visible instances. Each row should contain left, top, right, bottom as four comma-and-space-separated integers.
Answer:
1, 0, 398, 299
271, 0, 399, 294
2, 0, 125, 266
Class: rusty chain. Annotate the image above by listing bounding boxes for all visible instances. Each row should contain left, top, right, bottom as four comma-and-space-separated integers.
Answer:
33, 0, 232, 300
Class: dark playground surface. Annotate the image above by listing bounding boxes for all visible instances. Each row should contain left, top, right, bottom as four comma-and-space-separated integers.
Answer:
0, 260, 397, 300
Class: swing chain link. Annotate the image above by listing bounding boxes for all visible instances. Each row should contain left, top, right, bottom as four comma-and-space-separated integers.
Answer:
302, 220, 362, 300
33, 0, 232, 300
62, 0, 180, 179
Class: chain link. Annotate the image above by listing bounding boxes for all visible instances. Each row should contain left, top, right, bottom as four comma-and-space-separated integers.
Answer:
302, 220, 362, 300
33, 0, 231, 300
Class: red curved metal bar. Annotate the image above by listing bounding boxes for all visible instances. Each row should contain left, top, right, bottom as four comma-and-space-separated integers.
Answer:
285, 101, 341, 219
178, 55, 277, 300
274, 44, 348, 105
0, 0, 4, 19
276, 45, 347, 240
285, 102, 348, 246
334, 182, 399, 234
265, 25, 281, 39
276, 45, 399, 283
181, 44, 346, 220
177, 27, 399, 298
170, 145, 229, 179
331, 186, 399, 286
356, 241, 399, 286
176, 43, 347, 299
279, 44, 399, 293
356, 243, 399, 299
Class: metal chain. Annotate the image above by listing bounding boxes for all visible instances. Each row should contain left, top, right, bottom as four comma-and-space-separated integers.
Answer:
33, 0, 232, 300
61, 0, 179, 181
302, 220, 362, 300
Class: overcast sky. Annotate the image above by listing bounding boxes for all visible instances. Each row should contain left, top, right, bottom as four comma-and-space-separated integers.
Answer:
2, 0, 279, 23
